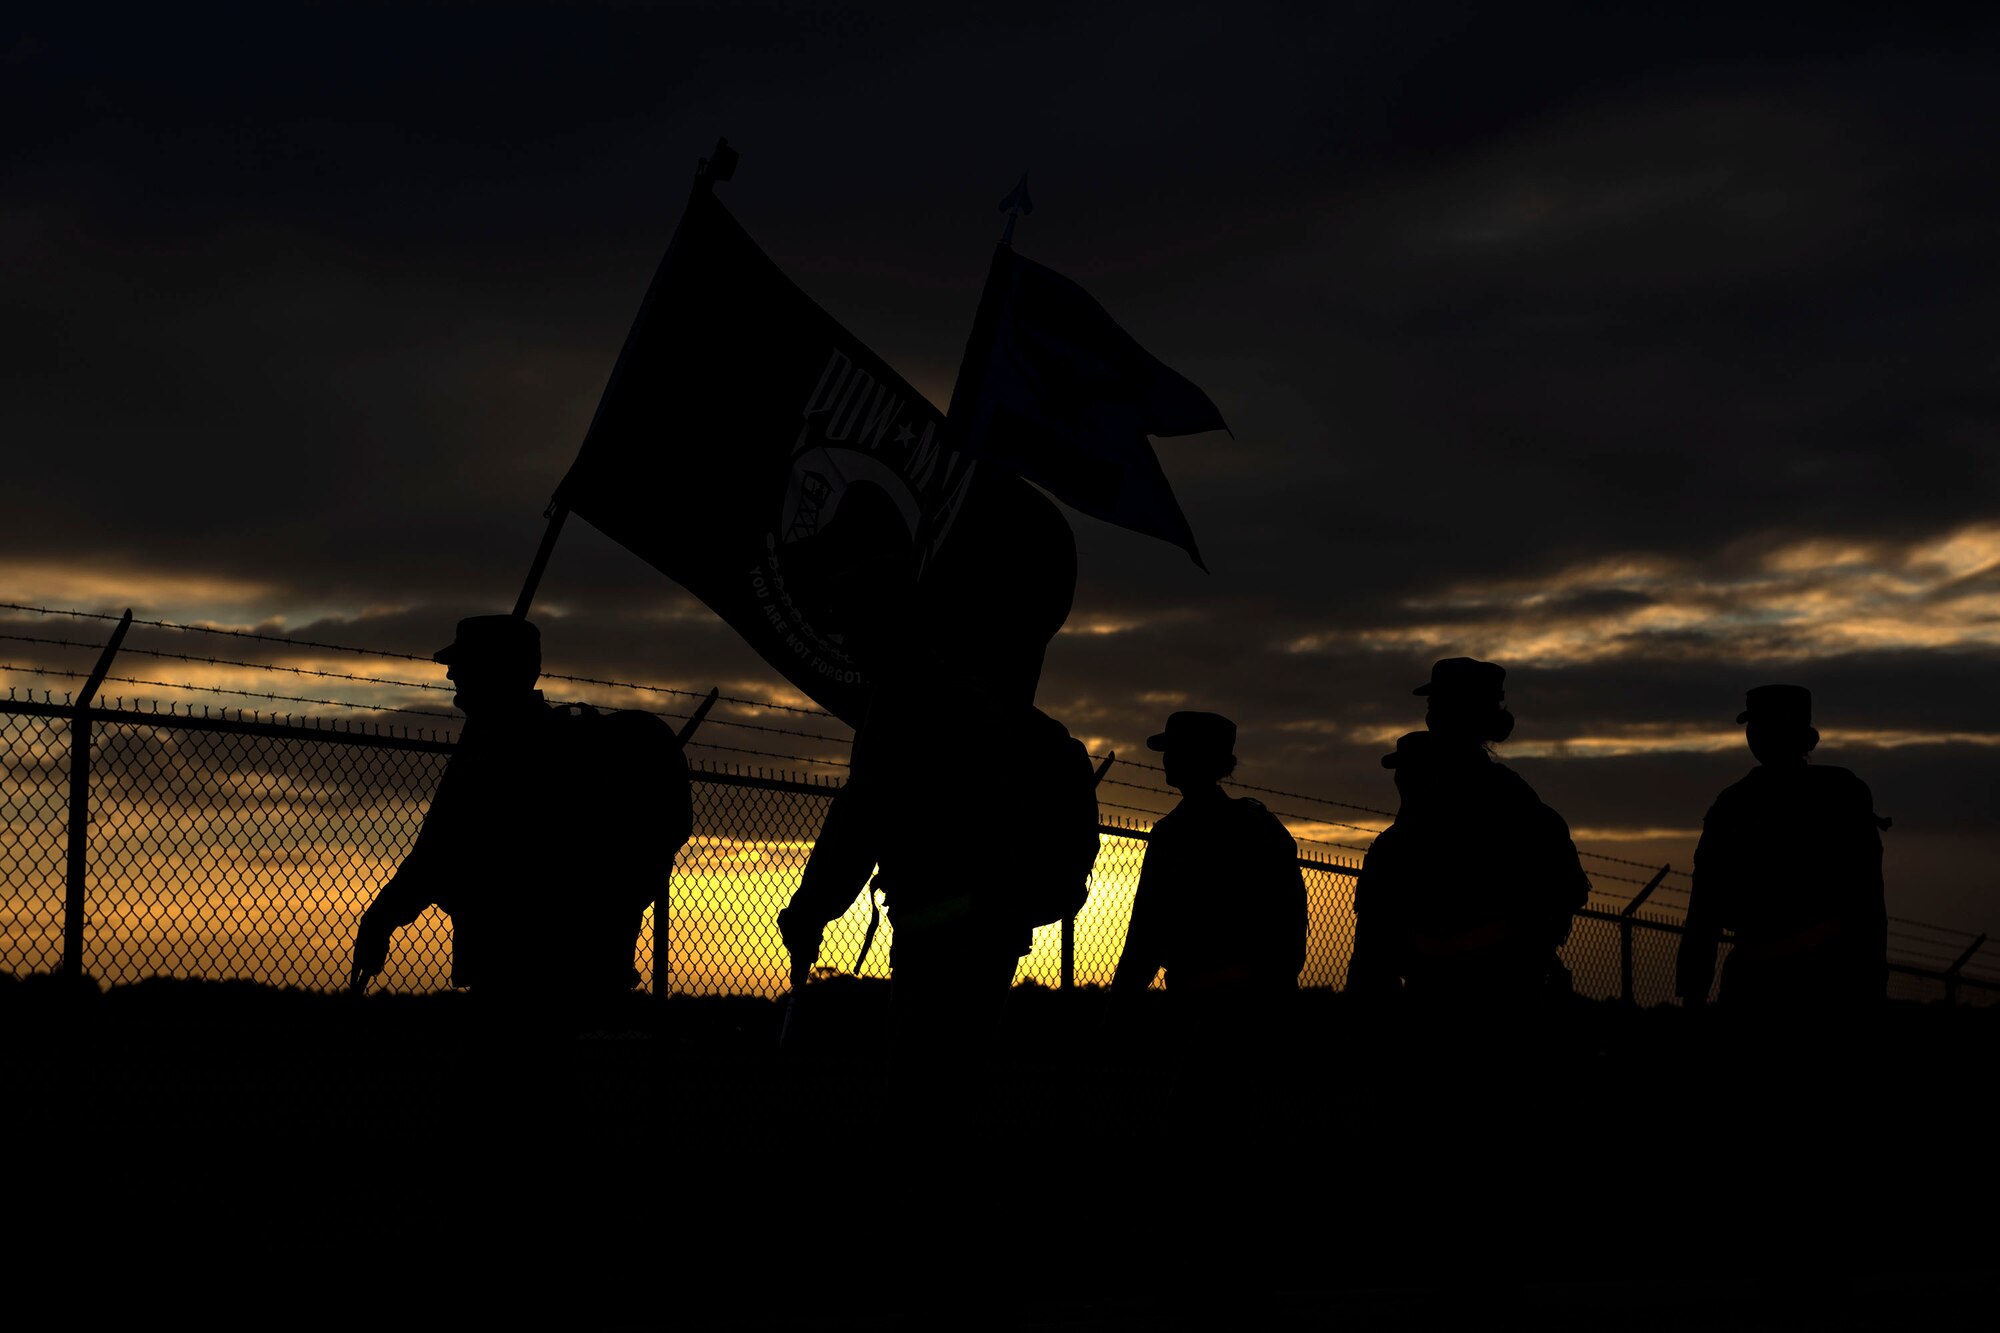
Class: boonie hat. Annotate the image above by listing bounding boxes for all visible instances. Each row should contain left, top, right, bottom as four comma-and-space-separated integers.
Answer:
1413, 657, 1505, 702
1146, 711, 1236, 758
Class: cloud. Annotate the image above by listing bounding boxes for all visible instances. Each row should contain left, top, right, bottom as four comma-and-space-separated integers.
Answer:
1282, 523, 2000, 671
0, 559, 278, 618
5, 9, 1999, 935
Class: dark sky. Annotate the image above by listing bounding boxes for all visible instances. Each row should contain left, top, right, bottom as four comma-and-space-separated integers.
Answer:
5, 4, 1997, 936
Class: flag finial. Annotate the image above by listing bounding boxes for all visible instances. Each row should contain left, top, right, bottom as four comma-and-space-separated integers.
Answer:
999, 173, 1032, 245
697, 137, 739, 192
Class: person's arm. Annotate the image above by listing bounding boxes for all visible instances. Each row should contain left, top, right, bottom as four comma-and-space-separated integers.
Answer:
1111, 839, 1166, 996
1840, 773, 1889, 998
1286, 856, 1308, 982
1346, 827, 1403, 994
350, 789, 456, 990
1537, 803, 1591, 948
351, 741, 496, 991
776, 783, 877, 980
1674, 809, 1728, 1005
1265, 813, 1308, 982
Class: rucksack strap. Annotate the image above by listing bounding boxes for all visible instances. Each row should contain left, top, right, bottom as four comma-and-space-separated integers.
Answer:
851, 876, 883, 973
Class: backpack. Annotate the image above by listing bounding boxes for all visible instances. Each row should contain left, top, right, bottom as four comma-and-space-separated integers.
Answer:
985, 706, 1101, 931
546, 703, 692, 918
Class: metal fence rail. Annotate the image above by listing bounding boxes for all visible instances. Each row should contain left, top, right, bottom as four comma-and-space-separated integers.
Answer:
3, 695, 1994, 1005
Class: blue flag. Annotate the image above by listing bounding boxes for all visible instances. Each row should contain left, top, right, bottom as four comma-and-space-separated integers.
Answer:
948, 245, 1227, 568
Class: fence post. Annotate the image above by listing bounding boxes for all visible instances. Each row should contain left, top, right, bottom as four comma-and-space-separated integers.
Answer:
1617, 864, 1672, 1005
676, 687, 719, 745
1943, 932, 1987, 1006
64, 609, 133, 981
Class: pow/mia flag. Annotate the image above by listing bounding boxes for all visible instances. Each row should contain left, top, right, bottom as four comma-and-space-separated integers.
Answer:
555, 188, 1075, 725
949, 244, 1227, 569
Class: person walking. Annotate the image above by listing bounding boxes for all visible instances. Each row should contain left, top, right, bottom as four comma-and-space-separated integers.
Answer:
1110, 710, 1306, 1013
350, 615, 688, 1009
1346, 659, 1589, 1007
1675, 685, 1888, 1012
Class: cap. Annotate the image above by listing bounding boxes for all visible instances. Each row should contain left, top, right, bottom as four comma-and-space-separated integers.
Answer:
434, 615, 542, 674
1413, 657, 1505, 701
1381, 731, 1438, 769
1737, 684, 1811, 727
1146, 711, 1237, 757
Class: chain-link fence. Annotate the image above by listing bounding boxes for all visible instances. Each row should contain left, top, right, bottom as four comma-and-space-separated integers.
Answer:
4, 695, 1994, 1005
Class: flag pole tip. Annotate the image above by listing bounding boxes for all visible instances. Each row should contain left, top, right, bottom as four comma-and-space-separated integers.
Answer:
698, 137, 739, 187
999, 173, 1033, 217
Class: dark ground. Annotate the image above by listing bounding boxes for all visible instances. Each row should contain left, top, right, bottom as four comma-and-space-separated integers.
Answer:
2, 973, 1992, 1329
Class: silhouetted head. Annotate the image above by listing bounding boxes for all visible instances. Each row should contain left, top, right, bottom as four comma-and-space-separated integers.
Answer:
1148, 710, 1238, 790
1381, 730, 1441, 801
1414, 657, 1514, 747
915, 469, 1077, 705
1738, 684, 1818, 765
434, 615, 541, 716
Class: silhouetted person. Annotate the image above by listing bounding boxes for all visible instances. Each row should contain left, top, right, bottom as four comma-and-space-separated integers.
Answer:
761, 471, 1098, 1323
349, 615, 689, 1011
1347, 730, 1434, 997
774, 456, 1097, 1076
1675, 685, 1888, 1012
1110, 711, 1306, 1023
1346, 659, 1588, 1006
779, 658, 1098, 1066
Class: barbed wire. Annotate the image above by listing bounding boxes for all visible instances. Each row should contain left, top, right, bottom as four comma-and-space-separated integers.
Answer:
536, 670, 838, 719
1888, 913, 1987, 937
543, 699, 851, 750
2, 633, 857, 749
0, 632, 454, 691
681, 739, 849, 770
0, 664, 461, 720
1299, 837, 1374, 856
1584, 868, 1691, 898
1095, 774, 1177, 797
1096, 796, 1173, 820
1574, 847, 1693, 876
1888, 928, 1968, 960
0, 602, 438, 661
1575, 869, 1981, 943
1260, 803, 1387, 836
1109, 753, 1399, 819
0, 602, 844, 720
1098, 774, 1379, 832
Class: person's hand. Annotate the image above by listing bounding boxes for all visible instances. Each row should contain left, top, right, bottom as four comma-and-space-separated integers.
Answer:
775, 904, 823, 987
350, 907, 392, 993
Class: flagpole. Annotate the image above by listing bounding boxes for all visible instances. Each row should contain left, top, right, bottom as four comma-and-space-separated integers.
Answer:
909, 174, 1033, 588
937, 173, 1032, 448
510, 138, 740, 622
998, 173, 1031, 247
511, 502, 569, 619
